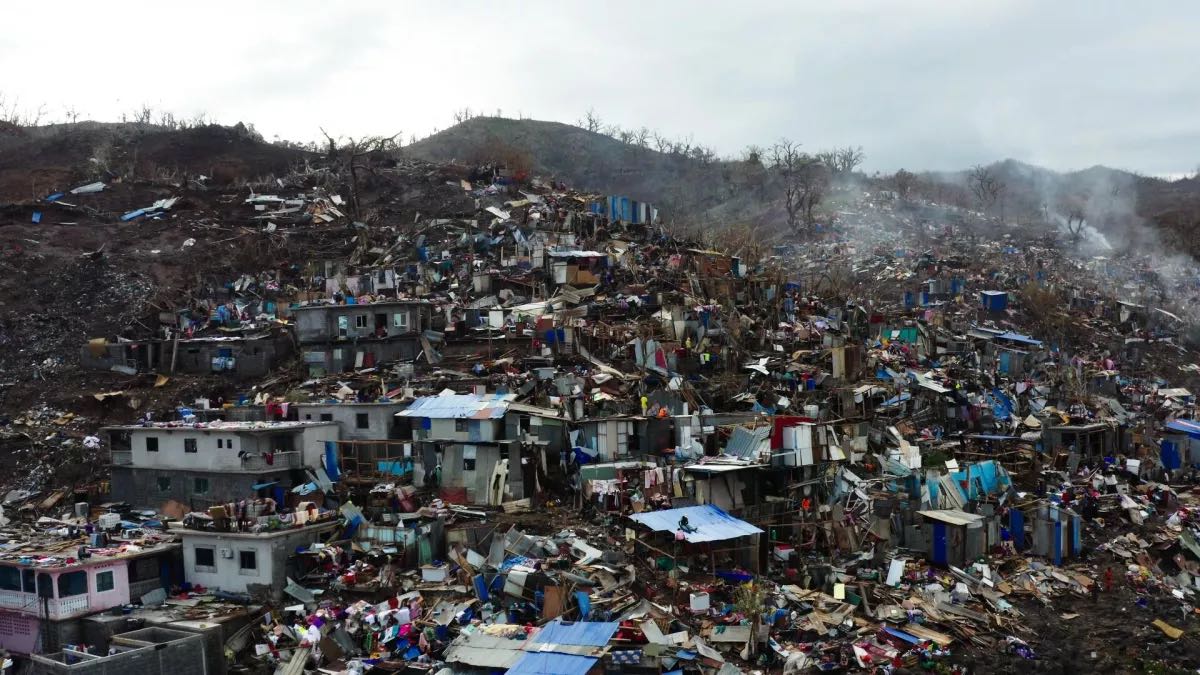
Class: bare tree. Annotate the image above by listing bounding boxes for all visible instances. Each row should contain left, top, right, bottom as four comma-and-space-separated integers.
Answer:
321, 129, 401, 218
579, 108, 603, 133
770, 138, 829, 233
652, 132, 671, 153
742, 145, 765, 164
63, 106, 82, 124
632, 126, 651, 149
818, 146, 865, 173
892, 169, 917, 199
453, 107, 474, 124
968, 164, 1005, 216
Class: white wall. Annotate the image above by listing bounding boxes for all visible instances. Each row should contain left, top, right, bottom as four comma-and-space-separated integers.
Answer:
182, 534, 273, 594
297, 404, 402, 441
127, 425, 337, 471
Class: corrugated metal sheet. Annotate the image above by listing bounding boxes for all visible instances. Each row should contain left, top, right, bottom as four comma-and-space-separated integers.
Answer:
508, 652, 596, 675
396, 393, 511, 419
725, 425, 770, 459
532, 619, 620, 647
628, 505, 764, 543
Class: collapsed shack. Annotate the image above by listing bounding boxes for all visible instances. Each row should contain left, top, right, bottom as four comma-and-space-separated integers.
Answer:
629, 505, 765, 577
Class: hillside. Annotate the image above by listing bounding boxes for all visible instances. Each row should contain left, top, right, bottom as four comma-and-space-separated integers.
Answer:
407, 117, 772, 226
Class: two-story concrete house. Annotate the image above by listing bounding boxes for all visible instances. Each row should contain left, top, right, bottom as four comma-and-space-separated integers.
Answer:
105, 421, 339, 508
290, 300, 434, 376
0, 540, 179, 655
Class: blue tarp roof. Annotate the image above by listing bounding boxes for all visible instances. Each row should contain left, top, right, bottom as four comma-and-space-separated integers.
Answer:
1166, 419, 1200, 438
395, 393, 510, 419
532, 619, 620, 647
628, 505, 764, 543
508, 652, 596, 675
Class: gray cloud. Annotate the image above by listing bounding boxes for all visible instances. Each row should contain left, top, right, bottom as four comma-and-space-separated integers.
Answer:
2, 0, 1198, 175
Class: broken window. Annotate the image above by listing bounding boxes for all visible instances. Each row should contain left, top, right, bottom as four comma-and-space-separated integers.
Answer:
463, 445, 477, 471
157, 476, 171, 492
194, 478, 209, 495
184, 438, 197, 453
194, 547, 215, 572
356, 413, 370, 430
96, 570, 114, 593
146, 437, 159, 452
338, 316, 349, 337
393, 312, 409, 330
239, 550, 258, 573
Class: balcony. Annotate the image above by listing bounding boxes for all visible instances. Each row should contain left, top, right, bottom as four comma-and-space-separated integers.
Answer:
0, 591, 90, 619
241, 451, 301, 471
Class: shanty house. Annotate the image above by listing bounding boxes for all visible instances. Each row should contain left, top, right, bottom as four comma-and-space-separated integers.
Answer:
917, 510, 992, 568
397, 393, 525, 504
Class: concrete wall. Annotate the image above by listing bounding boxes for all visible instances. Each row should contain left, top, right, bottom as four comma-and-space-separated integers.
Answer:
111, 466, 291, 509
412, 418, 500, 443
296, 403, 405, 441
81, 337, 289, 379
300, 339, 421, 375
181, 526, 331, 597
31, 627, 207, 675
294, 304, 424, 343
116, 425, 337, 473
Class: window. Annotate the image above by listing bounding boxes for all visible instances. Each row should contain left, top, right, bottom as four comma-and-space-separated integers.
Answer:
393, 312, 409, 330
194, 547, 216, 572
194, 478, 210, 495
0, 567, 19, 591
58, 571, 88, 597
184, 438, 198, 453
356, 413, 370, 430
463, 445, 477, 472
304, 414, 312, 420
216, 439, 223, 449
96, 571, 115, 593
355, 315, 368, 329
455, 419, 468, 432
21, 570, 35, 594
157, 476, 171, 492
239, 550, 258, 574
320, 413, 333, 422
146, 437, 159, 452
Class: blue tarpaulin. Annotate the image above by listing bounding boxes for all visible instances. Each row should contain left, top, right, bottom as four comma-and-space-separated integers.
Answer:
628, 505, 764, 543
532, 619, 619, 647
508, 653, 596, 675
324, 441, 341, 481
1162, 440, 1182, 470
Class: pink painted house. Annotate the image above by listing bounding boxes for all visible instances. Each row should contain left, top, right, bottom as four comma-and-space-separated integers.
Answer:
0, 541, 179, 654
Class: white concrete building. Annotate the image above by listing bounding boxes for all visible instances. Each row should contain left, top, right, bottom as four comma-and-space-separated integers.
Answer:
176, 520, 338, 597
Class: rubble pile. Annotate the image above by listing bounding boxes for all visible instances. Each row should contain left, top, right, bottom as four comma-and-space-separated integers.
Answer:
4, 128, 1200, 673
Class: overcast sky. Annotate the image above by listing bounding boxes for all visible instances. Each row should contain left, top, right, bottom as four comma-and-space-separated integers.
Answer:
3, 1, 1198, 175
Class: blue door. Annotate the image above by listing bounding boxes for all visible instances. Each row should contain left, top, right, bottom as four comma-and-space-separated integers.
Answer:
932, 523, 948, 565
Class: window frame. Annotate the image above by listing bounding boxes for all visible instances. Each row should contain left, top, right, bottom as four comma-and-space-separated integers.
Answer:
184, 438, 198, 454
356, 413, 370, 430
194, 477, 210, 495
145, 437, 159, 452
156, 476, 171, 492
392, 312, 409, 330
354, 314, 368, 329
194, 546, 216, 573
238, 550, 259, 576
95, 570, 115, 593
